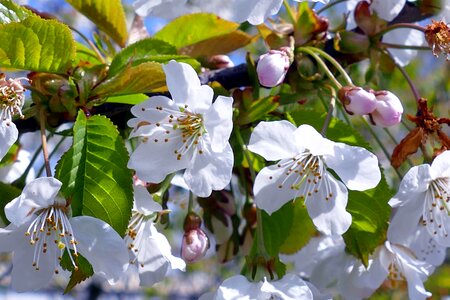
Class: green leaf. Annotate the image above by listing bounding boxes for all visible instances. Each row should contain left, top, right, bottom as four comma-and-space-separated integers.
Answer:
106, 93, 148, 105
154, 13, 252, 56
261, 202, 295, 256
66, 0, 127, 47
60, 251, 93, 293
0, 0, 32, 24
92, 61, 166, 97
0, 182, 21, 224
0, 16, 75, 73
55, 111, 133, 236
108, 38, 200, 77
279, 201, 317, 254
74, 42, 103, 66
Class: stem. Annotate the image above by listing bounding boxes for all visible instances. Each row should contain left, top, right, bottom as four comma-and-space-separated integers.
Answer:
37, 135, 67, 177
306, 47, 354, 86
188, 191, 194, 212
321, 85, 336, 136
373, 23, 426, 40
361, 118, 403, 180
234, 129, 256, 181
297, 48, 343, 89
69, 26, 106, 64
283, 0, 297, 24
317, 0, 349, 14
379, 42, 430, 51
39, 108, 52, 177
256, 208, 269, 258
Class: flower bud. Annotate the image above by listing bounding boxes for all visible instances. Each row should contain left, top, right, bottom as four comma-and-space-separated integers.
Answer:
208, 55, 235, 69
370, 91, 403, 127
256, 49, 291, 87
181, 228, 210, 263
338, 86, 377, 115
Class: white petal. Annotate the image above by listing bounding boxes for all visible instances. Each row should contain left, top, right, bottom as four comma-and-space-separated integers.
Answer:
360, 247, 389, 290
293, 124, 334, 156
403, 264, 432, 300
305, 173, 351, 235
137, 222, 185, 286
163, 61, 213, 113
216, 275, 262, 299
409, 226, 446, 266
204, 96, 233, 152
0, 121, 18, 161
324, 143, 380, 191
261, 273, 313, 300
128, 133, 190, 183
430, 150, 450, 179
70, 216, 129, 285
387, 196, 423, 245
133, 185, 162, 215
370, 0, 406, 21
248, 120, 299, 161
0, 224, 22, 252
184, 142, 233, 197
389, 165, 431, 207
384, 28, 424, 67
9, 223, 57, 292
246, 0, 283, 25
5, 177, 61, 226
253, 161, 298, 215
133, 0, 162, 17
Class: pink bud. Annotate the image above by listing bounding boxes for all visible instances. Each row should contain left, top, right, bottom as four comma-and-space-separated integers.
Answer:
370, 91, 403, 127
256, 49, 291, 87
181, 228, 209, 263
339, 87, 377, 115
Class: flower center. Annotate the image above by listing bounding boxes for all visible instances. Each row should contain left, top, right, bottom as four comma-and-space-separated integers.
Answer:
0, 75, 28, 122
425, 20, 450, 60
25, 205, 79, 273
273, 152, 333, 202
422, 177, 450, 237
139, 103, 206, 160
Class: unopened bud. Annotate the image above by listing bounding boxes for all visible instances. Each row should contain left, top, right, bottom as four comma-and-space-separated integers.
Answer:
181, 228, 209, 263
256, 48, 291, 87
338, 86, 377, 115
370, 91, 403, 127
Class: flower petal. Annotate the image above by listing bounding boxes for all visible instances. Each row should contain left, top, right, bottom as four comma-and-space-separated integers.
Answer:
184, 142, 233, 197
430, 150, 450, 179
9, 223, 57, 292
370, 0, 406, 21
133, 185, 162, 215
384, 27, 424, 67
253, 161, 298, 214
387, 195, 423, 245
324, 143, 380, 191
136, 222, 185, 286
70, 216, 129, 285
128, 133, 190, 183
261, 273, 313, 300
5, 177, 61, 226
248, 120, 300, 161
293, 124, 334, 156
204, 95, 233, 152
305, 173, 351, 235
246, 0, 283, 25
389, 165, 431, 207
409, 226, 446, 266
0, 121, 18, 161
163, 61, 213, 113
216, 275, 262, 299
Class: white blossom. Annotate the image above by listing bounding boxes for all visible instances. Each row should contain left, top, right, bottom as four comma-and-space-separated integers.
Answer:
127, 60, 234, 197
125, 185, 185, 286
0, 177, 129, 292
248, 121, 380, 235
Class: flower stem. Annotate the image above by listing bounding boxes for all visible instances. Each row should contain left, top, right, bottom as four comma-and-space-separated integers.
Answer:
234, 129, 256, 181
69, 26, 106, 64
373, 23, 426, 40
379, 42, 430, 51
321, 85, 336, 136
188, 191, 194, 212
256, 207, 269, 259
37, 135, 67, 177
39, 108, 52, 177
297, 47, 343, 89
317, 0, 350, 14
283, 0, 297, 24
305, 46, 354, 86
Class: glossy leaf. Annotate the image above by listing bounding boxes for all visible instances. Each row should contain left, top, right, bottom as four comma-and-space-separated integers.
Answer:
55, 111, 133, 236
66, 0, 128, 47
0, 0, 31, 24
0, 16, 75, 73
